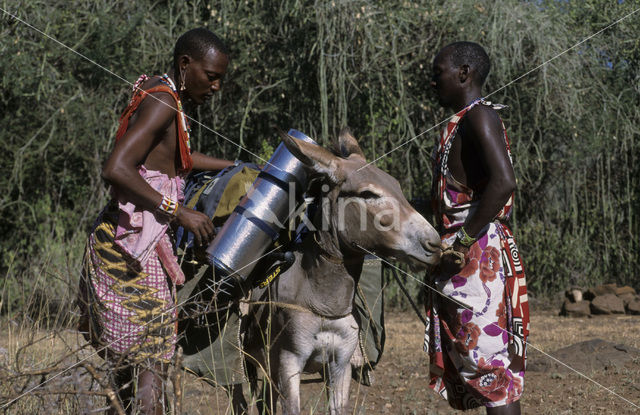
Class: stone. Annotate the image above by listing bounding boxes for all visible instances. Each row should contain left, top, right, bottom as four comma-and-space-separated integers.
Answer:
627, 300, 640, 315
615, 285, 636, 296
560, 299, 591, 317
618, 292, 636, 307
590, 294, 625, 314
595, 283, 619, 295
565, 288, 582, 303
584, 283, 618, 301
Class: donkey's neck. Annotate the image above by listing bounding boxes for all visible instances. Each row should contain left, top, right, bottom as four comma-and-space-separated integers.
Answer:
299, 230, 364, 318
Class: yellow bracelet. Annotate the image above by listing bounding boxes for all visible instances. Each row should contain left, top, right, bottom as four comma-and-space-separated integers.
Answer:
157, 195, 179, 217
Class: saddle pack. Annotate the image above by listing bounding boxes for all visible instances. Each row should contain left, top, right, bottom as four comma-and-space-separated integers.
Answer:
174, 163, 386, 387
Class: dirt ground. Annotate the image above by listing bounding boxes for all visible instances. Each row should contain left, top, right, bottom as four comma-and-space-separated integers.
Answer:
1, 309, 639, 414
180, 309, 640, 415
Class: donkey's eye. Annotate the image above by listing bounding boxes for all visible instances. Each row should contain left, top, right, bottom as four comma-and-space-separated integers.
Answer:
359, 190, 380, 200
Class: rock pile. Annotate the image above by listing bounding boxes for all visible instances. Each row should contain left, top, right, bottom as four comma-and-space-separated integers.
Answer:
560, 283, 640, 317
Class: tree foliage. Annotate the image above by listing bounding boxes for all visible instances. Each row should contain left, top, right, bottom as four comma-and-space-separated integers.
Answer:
1, 0, 638, 312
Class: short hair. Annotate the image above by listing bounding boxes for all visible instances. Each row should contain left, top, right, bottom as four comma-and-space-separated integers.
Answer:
173, 28, 229, 66
441, 41, 491, 85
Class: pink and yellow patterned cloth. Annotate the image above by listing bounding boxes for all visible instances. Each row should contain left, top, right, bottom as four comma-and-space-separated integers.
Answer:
78, 167, 185, 364
424, 98, 530, 409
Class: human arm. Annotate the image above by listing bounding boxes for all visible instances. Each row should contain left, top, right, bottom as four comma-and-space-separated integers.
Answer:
460, 106, 515, 236
190, 151, 235, 171
449, 106, 515, 259
101, 92, 215, 245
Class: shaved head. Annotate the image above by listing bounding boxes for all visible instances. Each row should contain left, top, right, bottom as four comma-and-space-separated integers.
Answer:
173, 28, 229, 67
439, 41, 491, 86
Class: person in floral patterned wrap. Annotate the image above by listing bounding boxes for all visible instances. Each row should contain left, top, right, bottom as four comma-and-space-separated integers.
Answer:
423, 41, 530, 414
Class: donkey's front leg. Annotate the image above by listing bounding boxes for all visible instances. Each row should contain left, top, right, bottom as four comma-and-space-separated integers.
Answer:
327, 365, 352, 415
277, 349, 303, 415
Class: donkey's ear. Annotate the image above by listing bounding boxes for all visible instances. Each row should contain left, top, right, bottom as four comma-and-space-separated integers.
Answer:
277, 129, 343, 182
338, 127, 365, 160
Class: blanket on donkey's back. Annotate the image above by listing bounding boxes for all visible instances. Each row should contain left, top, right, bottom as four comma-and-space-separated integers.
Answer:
175, 163, 386, 386
175, 162, 261, 250
176, 162, 260, 386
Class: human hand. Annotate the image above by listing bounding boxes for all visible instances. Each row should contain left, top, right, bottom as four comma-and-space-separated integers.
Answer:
176, 207, 215, 247
440, 241, 468, 275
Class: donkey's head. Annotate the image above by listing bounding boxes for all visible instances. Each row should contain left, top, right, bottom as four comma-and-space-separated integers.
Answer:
280, 128, 441, 269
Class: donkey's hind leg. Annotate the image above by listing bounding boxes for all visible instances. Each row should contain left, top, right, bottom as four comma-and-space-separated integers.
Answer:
227, 383, 248, 415
246, 361, 277, 415
258, 378, 277, 415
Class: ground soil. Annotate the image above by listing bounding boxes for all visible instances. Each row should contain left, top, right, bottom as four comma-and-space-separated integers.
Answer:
180, 309, 640, 415
2, 309, 639, 414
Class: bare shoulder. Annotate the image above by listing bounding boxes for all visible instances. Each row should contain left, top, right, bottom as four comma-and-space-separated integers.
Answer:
134, 79, 177, 129
465, 103, 502, 134
462, 104, 505, 152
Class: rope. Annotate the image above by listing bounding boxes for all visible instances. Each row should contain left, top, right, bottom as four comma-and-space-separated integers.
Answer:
388, 266, 427, 327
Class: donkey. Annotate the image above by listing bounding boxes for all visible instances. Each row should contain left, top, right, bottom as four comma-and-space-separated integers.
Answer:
238, 128, 442, 415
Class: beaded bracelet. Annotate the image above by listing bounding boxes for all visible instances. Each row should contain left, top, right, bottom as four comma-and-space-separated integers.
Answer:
157, 195, 179, 219
455, 226, 477, 247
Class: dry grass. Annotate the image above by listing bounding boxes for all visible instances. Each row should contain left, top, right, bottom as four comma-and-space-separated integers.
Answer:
529, 313, 640, 351
0, 321, 106, 414
1, 309, 639, 414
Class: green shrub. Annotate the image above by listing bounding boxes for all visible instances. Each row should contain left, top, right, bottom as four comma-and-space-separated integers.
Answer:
1, 0, 638, 316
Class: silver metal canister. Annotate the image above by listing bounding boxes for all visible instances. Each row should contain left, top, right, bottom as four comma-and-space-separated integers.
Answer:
205, 129, 315, 283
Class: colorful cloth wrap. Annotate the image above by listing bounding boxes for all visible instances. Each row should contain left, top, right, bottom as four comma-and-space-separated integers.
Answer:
424, 98, 530, 409
78, 75, 191, 364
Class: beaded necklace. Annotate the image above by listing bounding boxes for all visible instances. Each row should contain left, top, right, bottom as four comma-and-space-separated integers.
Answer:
115, 74, 194, 174
159, 73, 192, 154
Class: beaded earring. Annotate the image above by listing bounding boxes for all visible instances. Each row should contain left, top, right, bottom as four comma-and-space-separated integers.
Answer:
179, 68, 186, 91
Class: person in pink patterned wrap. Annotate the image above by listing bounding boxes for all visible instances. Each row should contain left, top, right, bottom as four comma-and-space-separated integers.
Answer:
423, 42, 530, 414
78, 28, 235, 414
